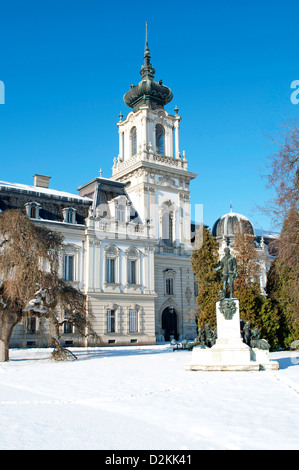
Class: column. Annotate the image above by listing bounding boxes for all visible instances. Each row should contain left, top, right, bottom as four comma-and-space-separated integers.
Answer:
119, 130, 124, 162
174, 120, 180, 159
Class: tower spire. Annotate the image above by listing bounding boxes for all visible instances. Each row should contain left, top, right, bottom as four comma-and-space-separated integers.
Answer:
145, 21, 149, 52
140, 22, 155, 80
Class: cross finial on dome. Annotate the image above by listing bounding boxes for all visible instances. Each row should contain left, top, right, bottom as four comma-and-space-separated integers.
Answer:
230, 203, 233, 213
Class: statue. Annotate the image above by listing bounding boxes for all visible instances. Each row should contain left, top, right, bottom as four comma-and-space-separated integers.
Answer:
196, 328, 206, 347
204, 323, 217, 348
214, 247, 238, 298
250, 328, 270, 350
195, 324, 217, 348
242, 321, 252, 346
240, 321, 270, 350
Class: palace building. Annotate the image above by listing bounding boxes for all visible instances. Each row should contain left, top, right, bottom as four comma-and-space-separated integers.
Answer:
0, 31, 198, 348
0, 31, 276, 349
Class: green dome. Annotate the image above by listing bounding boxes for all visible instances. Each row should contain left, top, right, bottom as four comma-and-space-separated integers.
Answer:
123, 26, 173, 112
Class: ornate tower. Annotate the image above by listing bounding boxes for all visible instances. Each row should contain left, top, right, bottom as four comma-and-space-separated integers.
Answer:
111, 25, 198, 340
112, 25, 197, 251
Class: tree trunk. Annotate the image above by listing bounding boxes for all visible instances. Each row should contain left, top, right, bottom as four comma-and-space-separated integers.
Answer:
0, 318, 16, 362
0, 339, 9, 362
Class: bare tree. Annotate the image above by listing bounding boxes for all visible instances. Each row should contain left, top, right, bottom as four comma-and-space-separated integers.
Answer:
264, 119, 299, 225
262, 120, 299, 345
0, 209, 97, 361
233, 220, 261, 286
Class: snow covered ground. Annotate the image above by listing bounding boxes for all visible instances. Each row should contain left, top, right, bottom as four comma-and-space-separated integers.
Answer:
0, 344, 298, 450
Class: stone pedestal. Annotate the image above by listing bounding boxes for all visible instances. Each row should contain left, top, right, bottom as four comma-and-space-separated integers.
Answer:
185, 299, 278, 371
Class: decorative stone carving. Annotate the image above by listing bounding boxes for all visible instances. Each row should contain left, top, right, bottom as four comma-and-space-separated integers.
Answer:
218, 297, 237, 320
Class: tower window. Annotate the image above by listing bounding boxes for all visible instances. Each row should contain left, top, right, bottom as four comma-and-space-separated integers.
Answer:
162, 211, 173, 246
131, 127, 137, 156
156, 124, 165, 155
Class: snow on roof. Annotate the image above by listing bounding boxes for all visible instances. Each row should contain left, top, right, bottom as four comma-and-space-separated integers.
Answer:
255, 228, 279, 238
0, 180, 92, 203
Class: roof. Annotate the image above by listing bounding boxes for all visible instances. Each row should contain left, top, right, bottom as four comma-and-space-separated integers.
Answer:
0, 180, 92, 203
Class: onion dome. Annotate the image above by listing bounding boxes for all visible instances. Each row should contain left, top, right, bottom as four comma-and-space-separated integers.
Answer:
212, 205, 255, 238
123, 23, 173, 112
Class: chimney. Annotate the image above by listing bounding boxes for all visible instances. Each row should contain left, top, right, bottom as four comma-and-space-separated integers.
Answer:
33, 174, 51, 189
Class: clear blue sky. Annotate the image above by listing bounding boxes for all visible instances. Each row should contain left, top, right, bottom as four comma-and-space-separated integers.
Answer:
0, 0, 298, 232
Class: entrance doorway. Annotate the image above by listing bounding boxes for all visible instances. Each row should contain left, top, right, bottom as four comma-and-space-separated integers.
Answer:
162, 306, 177, 341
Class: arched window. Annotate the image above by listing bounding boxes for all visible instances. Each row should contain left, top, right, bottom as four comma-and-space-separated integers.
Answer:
156, 124, 165, 155
131, 127, 137, 156
104, 245, 119, 285
126, 247, 140, 285
30, 206, 37, 218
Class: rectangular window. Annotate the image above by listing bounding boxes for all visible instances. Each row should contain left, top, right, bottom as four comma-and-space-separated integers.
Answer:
107, 309, 116, 333
64, 255, 74, 281
127, 259, 136, 284
26, 316, 37, 334
106, 258, 115, 283
117, 204, 125, 222
166, 278, 174, 295
129, 309, 138, 333
63, 312, 73, 334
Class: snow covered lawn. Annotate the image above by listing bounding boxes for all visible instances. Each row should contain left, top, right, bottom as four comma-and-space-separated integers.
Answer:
0, 344, 298, 450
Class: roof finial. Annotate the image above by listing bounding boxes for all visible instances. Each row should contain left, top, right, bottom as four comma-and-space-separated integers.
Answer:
230, 203, 233, 213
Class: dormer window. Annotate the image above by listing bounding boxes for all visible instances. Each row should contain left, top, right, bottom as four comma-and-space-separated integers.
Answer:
25, 202, 41, 219
31, 206, 37, 218
63, 207, 77, 224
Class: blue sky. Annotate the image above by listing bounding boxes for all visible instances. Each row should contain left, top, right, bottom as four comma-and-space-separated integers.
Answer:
0, 0, 298, 231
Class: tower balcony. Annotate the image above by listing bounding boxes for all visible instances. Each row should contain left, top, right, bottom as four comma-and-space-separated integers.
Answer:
112, 148, 189, 177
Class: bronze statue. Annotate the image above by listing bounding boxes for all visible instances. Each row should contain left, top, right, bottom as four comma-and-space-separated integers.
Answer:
214, 247, 238, 298
241, 321, 270, 350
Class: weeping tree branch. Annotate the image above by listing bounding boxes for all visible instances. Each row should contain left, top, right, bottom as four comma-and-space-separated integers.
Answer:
0, 209, 99, 361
